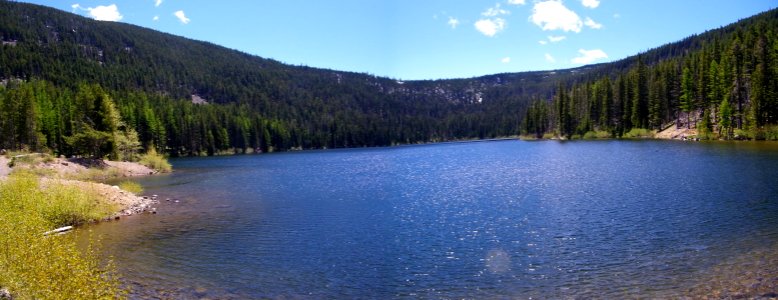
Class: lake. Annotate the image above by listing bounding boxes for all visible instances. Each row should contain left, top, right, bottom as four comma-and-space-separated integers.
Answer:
78, 140, 778, 298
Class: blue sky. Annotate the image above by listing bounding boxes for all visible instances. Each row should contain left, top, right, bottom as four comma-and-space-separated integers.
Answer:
21, 0, 777, 80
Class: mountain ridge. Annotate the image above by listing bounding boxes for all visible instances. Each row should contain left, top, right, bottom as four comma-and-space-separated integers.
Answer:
1, 1, 777, 155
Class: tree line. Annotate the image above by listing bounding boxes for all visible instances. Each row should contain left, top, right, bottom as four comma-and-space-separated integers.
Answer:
523, 14, 778, 140
1, 2, 777, 158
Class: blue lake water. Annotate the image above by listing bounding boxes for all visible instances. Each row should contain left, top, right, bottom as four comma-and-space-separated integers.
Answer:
79, 140, 778, 298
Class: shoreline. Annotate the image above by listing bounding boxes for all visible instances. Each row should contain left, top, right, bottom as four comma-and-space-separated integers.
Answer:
1, 155, 164, 221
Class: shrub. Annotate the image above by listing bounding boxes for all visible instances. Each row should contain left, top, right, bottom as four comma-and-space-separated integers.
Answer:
66, 167, 123, 182
734, 128, 754, 140
138, 147, 172, 173
623, 128, 654, 138
542, 133, 555, 139
0, 173, 125, 299
765, 125, 778, 141
117, 180, 143, 194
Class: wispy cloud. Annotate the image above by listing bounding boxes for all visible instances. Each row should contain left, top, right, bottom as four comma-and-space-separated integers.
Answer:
545, 53, 556, 63
174, 10, 190, 24
482, 3, 510, 17
581, 0, 600, 9
548, 35, 566, 42
153, 15, 159, 21
501, 57, 511, 64
507, 0, 526, 5
584, 17, 602, 29
529, 0, 582, 33
448, 17, 460, 29
71, 3, 123, 22
538, 40, 548, 45
613, 13, 621, 19
571, 49, 608, 64
155, 0, 162, 7
475, 18, 506, 37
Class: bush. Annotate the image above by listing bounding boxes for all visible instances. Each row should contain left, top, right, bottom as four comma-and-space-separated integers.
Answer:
65, 167, 123, 182
542, 133, 555, 139
138, 148, 172, 173
0, 173, 125, 299
583, 131, 611, 139
8, 153, 53, 168
765, 125, 778, 141
734, 128, 755, 140
623, 128, 654, 138
118, 180, 143, 194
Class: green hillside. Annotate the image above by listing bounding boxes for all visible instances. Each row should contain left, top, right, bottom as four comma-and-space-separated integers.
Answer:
1, 1, 776, 157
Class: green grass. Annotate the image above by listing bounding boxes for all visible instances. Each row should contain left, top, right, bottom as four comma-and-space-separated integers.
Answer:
64, 167, 123, 183
0, 172, 125, 299
138, 148, 172, 173
7, 153, 53, 168
117, 181, 143, 194
583, 131, 611, 139
623, 128, 654, 138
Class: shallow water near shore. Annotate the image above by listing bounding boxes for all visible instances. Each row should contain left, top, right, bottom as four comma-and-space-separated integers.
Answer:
77, 140, 778, 298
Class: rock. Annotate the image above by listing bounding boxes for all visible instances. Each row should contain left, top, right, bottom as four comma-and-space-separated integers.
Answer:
174, 200, 180, 203
0, 288, 12, 299
114, 216, 121, 220
112, 185, 120, 189
194, 286, 208, 297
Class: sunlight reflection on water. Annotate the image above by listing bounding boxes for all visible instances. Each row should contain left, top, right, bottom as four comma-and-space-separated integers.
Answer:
79, 140, 778, 298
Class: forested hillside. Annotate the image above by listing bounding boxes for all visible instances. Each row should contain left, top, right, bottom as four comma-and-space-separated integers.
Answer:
1, 1, 777, 158
523, 9, 778, 140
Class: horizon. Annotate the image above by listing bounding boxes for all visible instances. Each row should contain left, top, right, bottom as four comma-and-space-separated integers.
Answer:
14, 0, 778, 81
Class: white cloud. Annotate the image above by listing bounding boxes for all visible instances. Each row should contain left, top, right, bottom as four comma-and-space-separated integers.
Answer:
584, 17, 602, 29
530, 0, 582, 33
482, 3, 510, 17
507, 0, 526, 5
155, 0, 162, 7
548, 35, 566, 42
174, 10, 190, 24
545, 53, 556, 63
474, 18, 506, 37
538, 40, 548, 45
571, 49, 608, 64
153, 15, 159, 21
613, 13, 621, 19
72, 4, 123, 21
581, 0, 600, 8
448, 17, 460, 29
501, 57, 511, 64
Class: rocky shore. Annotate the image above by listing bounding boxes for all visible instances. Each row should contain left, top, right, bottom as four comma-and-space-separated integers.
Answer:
1, 154, 163, 220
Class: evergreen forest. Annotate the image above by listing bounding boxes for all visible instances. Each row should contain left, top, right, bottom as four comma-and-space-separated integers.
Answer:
1, 1, 777, 158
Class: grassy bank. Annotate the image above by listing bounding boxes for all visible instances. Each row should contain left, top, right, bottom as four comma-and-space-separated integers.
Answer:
0, 172, 126, 299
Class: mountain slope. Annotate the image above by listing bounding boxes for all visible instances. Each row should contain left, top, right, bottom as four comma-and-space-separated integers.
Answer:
1, 1, 777, 155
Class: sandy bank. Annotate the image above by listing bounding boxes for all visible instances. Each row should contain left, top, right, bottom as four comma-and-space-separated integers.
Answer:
2, 155, 161, 218
0, 156, 10, 177
655, 125, 698, 140
7, 156, 156, 178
